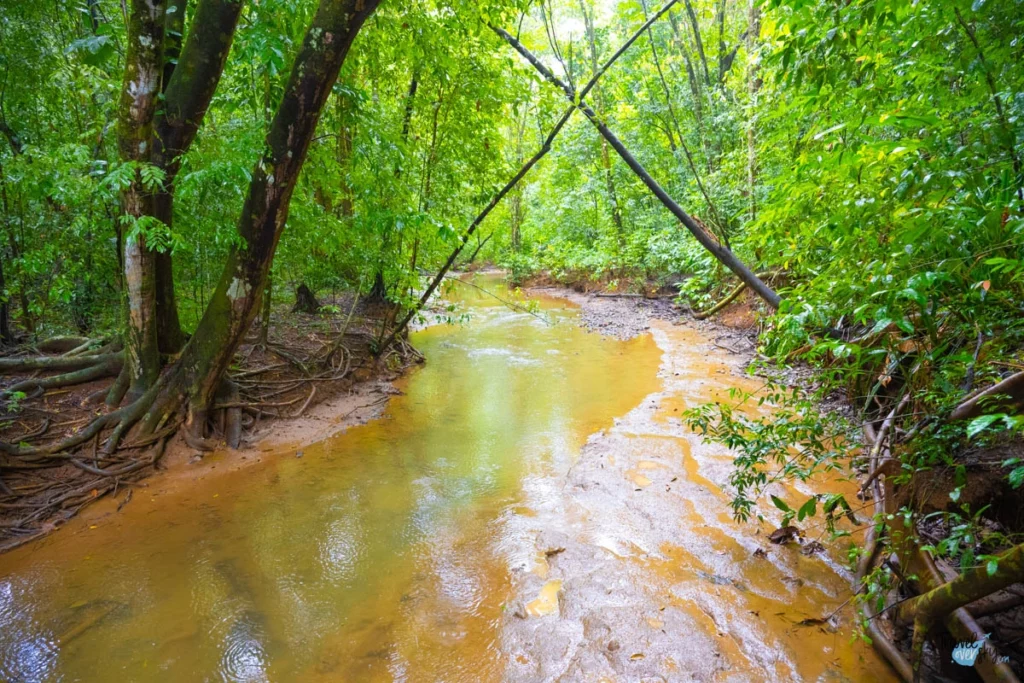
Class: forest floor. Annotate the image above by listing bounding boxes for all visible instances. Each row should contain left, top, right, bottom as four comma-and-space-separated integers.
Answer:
0, 294, 425, 553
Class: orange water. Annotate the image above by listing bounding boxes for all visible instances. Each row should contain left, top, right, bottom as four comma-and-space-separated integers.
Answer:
0, 274, 892, 682
0, 275, 661, 681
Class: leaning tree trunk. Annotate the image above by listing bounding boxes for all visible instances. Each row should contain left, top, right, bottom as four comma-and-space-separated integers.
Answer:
492, 23, 781, 309
165, 0, 381, 440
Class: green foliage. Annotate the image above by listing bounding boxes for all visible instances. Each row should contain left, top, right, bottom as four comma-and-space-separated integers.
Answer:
684, 381, 854, 528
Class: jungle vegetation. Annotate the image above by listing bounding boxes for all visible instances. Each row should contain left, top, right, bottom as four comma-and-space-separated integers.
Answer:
1, 0, 1023, 678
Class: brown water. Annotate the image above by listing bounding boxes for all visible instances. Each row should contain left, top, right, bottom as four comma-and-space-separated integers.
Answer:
0, 274, 890, 682
0, 276, 661, 682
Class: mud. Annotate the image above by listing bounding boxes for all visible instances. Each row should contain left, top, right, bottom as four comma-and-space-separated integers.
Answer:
504, 290, 890, 682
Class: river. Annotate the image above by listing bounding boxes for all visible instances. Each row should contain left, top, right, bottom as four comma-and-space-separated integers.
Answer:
0, 274, 890, 681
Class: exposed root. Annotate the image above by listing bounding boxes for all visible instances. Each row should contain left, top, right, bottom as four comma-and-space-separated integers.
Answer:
2, 354, 122, 396
949, 370, 1024, 421
694, 272, 777, 320
0, 351, 123, 373
0, 299, 419, 551
106, 362, 131, 408
35, 336, 91, 354
858, 403, 1021, 683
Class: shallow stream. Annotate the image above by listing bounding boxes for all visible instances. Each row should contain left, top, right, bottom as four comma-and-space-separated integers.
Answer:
0, 274, 890, 681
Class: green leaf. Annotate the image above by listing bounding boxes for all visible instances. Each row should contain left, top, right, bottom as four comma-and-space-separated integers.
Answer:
770, 495, 792, 512
797, 497, 817, 521
1008, 466, 1024, 489
966, 414, 1001, 439
868, 318, 893, 335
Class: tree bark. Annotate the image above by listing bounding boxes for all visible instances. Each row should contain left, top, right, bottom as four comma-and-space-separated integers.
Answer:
117, 0, 167, 397
170, 0, 381, 428
492, 24, 781, 309
151, 0, 245, 353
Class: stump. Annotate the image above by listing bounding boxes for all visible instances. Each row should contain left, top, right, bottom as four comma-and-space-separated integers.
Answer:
292, 284, 321, 314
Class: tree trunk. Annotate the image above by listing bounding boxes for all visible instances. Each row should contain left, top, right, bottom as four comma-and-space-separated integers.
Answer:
745, 0, 760, 222
640, 0, 724, 244
682, 0, 711, 86
117, 0, 167, 397
367, 270, 388, 302
170, 0, 381, 429
579, 0, 624, 240
336, 117, 354, 218
509, 106, 527, 252
259, 272, 272, 344
150, 0, 245, 354
153, 196, 185, 353
0, 159, 15, 344
0, 255, 11, 345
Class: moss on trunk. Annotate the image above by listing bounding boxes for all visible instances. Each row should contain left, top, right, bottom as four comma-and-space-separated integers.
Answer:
171, 0, 381, 422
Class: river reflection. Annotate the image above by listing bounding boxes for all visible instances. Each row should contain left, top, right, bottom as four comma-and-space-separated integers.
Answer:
0, 274, 661, 682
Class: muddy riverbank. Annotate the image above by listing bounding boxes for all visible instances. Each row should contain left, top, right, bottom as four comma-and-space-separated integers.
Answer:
503, 287, 889, 681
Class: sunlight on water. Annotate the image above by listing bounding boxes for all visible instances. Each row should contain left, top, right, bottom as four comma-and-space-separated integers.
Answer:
0, 273, 662, 682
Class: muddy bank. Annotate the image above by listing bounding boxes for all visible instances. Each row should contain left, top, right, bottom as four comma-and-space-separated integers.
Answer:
531, 284, 758, 349
505, 288, 887, 681
0, 296, 420, 553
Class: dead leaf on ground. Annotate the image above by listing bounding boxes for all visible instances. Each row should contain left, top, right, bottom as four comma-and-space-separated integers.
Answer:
769, 526, 800, 544
800, 540, 825, 555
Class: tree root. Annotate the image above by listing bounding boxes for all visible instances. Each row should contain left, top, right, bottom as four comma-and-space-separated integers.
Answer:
2, 354, 123, 396
106, 362, 131, 407
1, 315, 404, 551
35, 336, 91, 354
0, 351, 123, 373
694, 278, 748, 320
949, 370, 1024, 421
860, 410, 1021, 683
